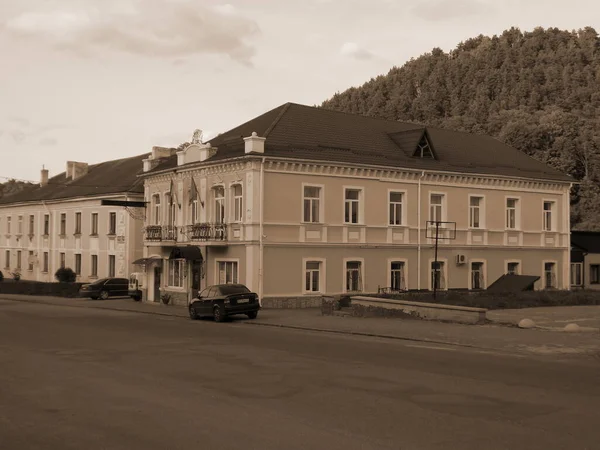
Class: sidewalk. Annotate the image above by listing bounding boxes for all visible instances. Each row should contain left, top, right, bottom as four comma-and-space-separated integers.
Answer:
487, 305, 600, 332
2, 294, 599, 358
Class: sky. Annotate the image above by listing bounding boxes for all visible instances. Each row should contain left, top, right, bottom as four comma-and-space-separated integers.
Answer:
0, 0, 598, 183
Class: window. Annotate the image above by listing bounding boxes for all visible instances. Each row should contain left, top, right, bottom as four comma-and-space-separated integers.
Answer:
303, 186, 321, 223
469, 196, 483, 228
75, 212, 82, 234
431, 261, 446, 290
109, 212, 117, 235
390, 261, 406, 291
43, 214, 49, 235
305, 261, 321, 293
389, 192, 404, 226
168, 196, 176, 226
28, 251, 34, 271
344, 189, 361, 224
218, 261, 238, 284
60, 252, 66, 269
413, 134, 435, 159
5, 250, 10, 268
233, 184, 243, 222
507, 262, 520, 275
345, 261, 362, 292
75, 254, 81, 276
590, 265, 600, 285
17, 216, 23, 234
91, 255, 98, 277
544, 262, 556, 289
191, 199, 199, 225
43, 252, 49, 273
29, 215, 35, 235
214, 187, 225, 224
571, 263, 583, 287
429, 194, 444, 223
470, 262, 484, 290
91, 213, 98, 235
60, 213, 66, 235
506, 198, 518, 229
168, 259, 185, 287
16, 251, 21, 269
543, 201, 555, 231
6, 216, 11, 234
153, 194, 161, 225
108, 255, 116, 277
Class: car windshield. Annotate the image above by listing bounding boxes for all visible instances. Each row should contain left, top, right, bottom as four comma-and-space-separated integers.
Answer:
218, 285, 250, 295
90, 278, 108, 286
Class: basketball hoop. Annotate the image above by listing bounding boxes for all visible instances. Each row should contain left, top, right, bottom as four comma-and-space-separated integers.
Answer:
426, 221, 457, 300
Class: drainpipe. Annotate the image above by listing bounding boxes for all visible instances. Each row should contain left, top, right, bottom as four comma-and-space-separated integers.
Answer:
417, 171, 425, 291
259, 157, 266, 306
41, 201, 51, 281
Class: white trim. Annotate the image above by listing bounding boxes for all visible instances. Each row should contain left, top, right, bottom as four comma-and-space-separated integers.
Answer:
215, 258, 240, 285
468, 258, 487, 290
229, 182, 244, 223
342, 257, 365, 293
428, 191, 447, 223
387, 189, 407, 227
505, 195, 521, 230
301, 183, 325, 224
342, 185, 364, 225
542, 198, 557, 232
570, 262, 583, 287
504, 259, 522, 275
428, 257, 448, 291
468, 194, 486, 229
302, 257, 326, 294
386, 258, 408, 291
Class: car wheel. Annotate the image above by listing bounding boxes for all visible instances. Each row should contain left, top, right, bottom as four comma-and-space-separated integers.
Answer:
90, 296, 98, 300
246, 311, 258, 320
189, 305, 199, 320
213, 305, 225, 323
99, 290, 109, 300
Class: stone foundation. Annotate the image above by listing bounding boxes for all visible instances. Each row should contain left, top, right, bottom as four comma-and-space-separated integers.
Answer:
159, 289, 189, 306
261, 296, 322, 309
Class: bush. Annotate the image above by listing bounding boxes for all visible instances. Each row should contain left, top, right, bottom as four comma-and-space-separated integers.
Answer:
55, 267, 77, 283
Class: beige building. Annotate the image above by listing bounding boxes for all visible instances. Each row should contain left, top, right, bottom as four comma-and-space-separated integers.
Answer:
0, 155, 146, 282
139, 103, 572, 307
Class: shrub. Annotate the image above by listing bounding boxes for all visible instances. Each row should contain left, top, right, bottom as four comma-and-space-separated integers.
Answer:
160, 293, 171, 305
55, 267, 77, 283
11, 270, 21, 281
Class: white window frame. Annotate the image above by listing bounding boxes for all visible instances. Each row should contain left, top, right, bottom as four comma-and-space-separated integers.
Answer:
4, 250, 9, 269
165, 193, 176, 226
428, 258, 448, 291
468, 259, 486, 290
387, 258, 408, 291
16, 250, 21, 270
343, 186, 364, 225
388, 190, 406, 226
108, 254, 116, 277
168, 259, 185, 288
28, 214, 35, 235
213, 185, 226, 224
6, 216, 11, 234
90, 254, 98, 277
108, 211, 117, 235
542, 199, 556, 232
28, 250, 34, 271
429, 192, 447, 224
505, 260, 521, 275
542, 260, 558, 289
59, 252, 66, 269
153, 194, 161, 225
17, 215, 23, 235
303, 258, 326, 294
59, 213, 66, 236
75, 253, 82, 276
468, 195, 485, 229
505, 196, 520, 230
191, 199, 199, 225
91, 212, 99, 235
74, 211, 82, 234
302, 183, 324, 224
43, 252, 49, 273
215, 259, 239, 285
231, 183, 244, 223
343, 257, 365, 293
570, 262, 583, 287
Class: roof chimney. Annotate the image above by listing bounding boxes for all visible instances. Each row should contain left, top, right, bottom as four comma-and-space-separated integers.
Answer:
40, 166, 49, 187
244, 132, 266, 154
66, 161, 88, 180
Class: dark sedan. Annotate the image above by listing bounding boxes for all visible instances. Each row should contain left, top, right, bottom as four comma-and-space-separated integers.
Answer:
79, 277, 129, 300
188, 284, 260, 322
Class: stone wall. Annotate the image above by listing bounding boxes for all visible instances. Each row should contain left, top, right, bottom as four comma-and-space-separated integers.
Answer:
159, 289, 188, 306
261, 296, 322, 309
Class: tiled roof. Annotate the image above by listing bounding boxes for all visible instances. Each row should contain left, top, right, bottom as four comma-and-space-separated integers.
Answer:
146, 103, 572, 182
0, 153, 149, 205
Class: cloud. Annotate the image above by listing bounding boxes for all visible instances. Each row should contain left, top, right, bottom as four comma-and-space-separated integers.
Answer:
2, 0, 261, 66
411, 0, 494, 21
340, 42, 376, 61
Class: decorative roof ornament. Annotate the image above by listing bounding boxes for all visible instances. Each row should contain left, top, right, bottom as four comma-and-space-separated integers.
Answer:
191, 129, 203, 145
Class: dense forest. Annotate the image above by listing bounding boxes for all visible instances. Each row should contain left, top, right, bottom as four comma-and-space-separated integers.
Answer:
0, 179, 35, 199
321, 27, 600, 230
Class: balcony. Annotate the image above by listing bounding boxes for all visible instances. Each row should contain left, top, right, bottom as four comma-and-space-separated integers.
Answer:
187, 223, 228, 242
144, 225, 178, 242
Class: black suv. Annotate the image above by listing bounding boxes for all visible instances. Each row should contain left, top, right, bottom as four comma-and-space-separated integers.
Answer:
188, 284, 260, 322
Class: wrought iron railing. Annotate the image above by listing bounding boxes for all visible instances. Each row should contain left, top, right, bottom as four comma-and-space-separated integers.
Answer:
187, 223, 228, 241
144, 225, 178, 241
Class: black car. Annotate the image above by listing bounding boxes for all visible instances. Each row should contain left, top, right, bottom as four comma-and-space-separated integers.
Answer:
189, 284, 260, 322
79, 277, 129, 300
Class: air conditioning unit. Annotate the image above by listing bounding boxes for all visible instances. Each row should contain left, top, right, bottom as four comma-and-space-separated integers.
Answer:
456, 254, 466, 265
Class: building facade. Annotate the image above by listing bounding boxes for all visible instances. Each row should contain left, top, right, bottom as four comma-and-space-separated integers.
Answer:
0, 156, 146, 283
570, 231, 600, 290
139, 103, 572, 307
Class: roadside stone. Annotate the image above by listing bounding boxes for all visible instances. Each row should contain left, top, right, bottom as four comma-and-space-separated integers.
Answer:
518, 318, 536, 329
564, 323, 581, 332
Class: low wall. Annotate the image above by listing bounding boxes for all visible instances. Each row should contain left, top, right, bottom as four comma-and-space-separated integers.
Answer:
159, 289, 188, 306
261, 296, 322, 309
0, 280, 83, 298
351, 296, 488, 324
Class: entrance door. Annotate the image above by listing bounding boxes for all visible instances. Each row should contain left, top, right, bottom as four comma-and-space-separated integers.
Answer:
153, 266, 161, 303
191, 261, 201, 302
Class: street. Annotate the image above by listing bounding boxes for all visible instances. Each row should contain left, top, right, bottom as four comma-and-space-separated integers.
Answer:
0, 298, 599, 450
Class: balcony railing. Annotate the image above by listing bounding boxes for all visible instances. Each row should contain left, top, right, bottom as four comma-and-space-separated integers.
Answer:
188, 223, 228, 241
144, 225, 178, 242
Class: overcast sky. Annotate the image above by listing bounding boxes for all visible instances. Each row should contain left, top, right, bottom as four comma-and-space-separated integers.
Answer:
0, 0, 597, 183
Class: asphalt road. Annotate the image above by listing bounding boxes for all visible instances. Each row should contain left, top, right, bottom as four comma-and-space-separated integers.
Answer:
0, 298, 599, 450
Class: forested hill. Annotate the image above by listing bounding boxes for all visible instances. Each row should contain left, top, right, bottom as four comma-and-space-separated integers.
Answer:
321, 27, 600, 230
0, 179, 35, 200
